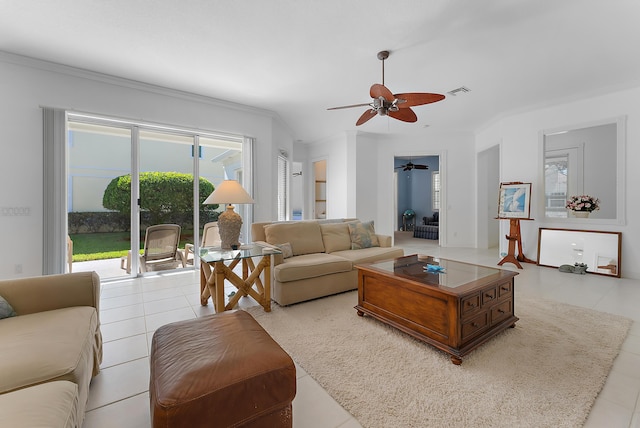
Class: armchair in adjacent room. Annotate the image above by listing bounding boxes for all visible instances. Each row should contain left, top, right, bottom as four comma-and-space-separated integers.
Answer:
413, 212, 439, 240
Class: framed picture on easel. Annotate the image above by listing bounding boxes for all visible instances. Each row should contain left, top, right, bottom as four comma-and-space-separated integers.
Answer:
498, 182, 532, 219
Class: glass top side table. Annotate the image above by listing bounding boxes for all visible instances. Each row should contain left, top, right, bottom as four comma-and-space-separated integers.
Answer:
199, 243, 281, 313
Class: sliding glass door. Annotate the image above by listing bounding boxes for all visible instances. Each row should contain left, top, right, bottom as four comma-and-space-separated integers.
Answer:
65, 114, 249, 279
67, 120, 133, 279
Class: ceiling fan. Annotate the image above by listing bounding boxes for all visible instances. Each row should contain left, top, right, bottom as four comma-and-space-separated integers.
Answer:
328, 50, 445, 126
396, 159, 428, 171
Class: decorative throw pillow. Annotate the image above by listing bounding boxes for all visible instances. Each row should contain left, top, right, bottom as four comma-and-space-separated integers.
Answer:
276, 242, 294, 259
362, 220, 379, 247
348, 221, 376, 250
0, 295, 17, 319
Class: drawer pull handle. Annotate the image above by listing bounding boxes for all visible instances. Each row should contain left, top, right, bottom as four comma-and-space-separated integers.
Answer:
485, 294, 493, 299
467, 302, 476, 307
498, 309, 505, 314
471, 322, 479, 327
501, 287, 510, 291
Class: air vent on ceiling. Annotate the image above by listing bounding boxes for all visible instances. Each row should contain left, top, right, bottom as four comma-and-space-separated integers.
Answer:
447, 86, 471, 96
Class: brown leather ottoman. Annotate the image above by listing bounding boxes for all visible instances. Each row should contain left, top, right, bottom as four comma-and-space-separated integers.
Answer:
150, 310, 296, 428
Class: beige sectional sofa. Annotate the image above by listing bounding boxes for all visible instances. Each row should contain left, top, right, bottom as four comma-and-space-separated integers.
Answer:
251, 219, 404, 306
0, 272, 103, 427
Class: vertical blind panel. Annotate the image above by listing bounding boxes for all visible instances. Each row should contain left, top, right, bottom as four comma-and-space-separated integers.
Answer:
42, 107, 68, 274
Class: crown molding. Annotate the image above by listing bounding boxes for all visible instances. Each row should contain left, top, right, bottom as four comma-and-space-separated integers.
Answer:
0, 50, 284, 120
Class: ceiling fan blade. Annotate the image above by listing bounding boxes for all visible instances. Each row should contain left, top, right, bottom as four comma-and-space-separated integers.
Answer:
327, 102, 373, 110
356, 109, 377, 126
388, 107, 418, 123
370, 84, 394, 102
394, 92, 445, 108
414, 165, 429, 169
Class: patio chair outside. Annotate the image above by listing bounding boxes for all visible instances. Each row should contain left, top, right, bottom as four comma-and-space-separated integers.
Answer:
67, 235, 73, 273
120, 224, 186, 274
183, 221, 221, 265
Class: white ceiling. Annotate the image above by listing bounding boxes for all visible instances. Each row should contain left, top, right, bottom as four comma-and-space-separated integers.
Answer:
2, 0, 639, 142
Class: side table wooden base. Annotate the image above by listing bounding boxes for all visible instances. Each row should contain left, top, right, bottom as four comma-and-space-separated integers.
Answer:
200, 254, 272, 313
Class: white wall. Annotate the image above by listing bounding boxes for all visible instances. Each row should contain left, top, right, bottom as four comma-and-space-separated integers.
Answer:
374, 131, 476, 245
477, 145, 500, 249
354, 133, 380, 224
306, 133, 350, 219
0, 53, 292, 279
476, 86, 640, 278
302, 129, 476, 246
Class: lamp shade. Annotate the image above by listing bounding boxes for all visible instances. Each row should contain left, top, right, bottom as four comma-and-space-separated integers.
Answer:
203, 180, 254, 205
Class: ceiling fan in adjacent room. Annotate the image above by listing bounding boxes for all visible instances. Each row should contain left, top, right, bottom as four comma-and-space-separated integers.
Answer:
328, 50, 445, 126
396, 159, 428, 171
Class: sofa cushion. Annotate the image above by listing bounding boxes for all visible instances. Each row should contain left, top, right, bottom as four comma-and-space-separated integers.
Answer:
0, 306, 98, 395
331, 246, 404, 265
347, 221, 379, 249
264, 222, 325, 256
273, 253, 352, 283
320, 223, 352, 253
0, 381, 78, 428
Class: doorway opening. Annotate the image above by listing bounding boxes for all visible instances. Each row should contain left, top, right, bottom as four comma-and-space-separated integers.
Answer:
394, 155, 440, 245
313, 160, 327, 219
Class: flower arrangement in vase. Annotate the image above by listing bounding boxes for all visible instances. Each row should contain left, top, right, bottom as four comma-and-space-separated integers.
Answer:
566, 195, 600, 218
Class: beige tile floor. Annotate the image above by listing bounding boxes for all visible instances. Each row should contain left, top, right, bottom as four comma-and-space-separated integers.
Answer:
80, 234, 640, 427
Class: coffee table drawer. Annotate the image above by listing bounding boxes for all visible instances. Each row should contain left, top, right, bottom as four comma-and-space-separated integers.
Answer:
498, 281, 513, 298
461, 294, 481, 316
481, 287, 497, 306
461, 312, 489, 341
491, 300, 512, 324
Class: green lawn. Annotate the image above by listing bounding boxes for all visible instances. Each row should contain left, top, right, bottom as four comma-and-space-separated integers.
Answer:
70, 231, 194, 262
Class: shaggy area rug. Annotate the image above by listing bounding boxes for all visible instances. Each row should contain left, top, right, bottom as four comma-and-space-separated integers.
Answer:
245, 291, 632, 428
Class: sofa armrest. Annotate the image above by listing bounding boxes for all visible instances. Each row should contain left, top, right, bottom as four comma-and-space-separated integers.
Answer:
376, 234, 392, 247
0, 271, 100, 317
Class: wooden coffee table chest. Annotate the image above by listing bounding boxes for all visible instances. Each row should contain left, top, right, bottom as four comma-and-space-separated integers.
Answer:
355, 254, 519, 365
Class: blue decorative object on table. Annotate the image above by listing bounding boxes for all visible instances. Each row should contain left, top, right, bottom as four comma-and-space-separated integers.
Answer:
424, 264, 446, 273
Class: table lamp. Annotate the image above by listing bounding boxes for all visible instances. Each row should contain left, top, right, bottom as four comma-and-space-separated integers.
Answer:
203, 180, 255, 249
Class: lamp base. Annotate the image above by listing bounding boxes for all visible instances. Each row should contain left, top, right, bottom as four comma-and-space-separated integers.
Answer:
218, 205, 242, 249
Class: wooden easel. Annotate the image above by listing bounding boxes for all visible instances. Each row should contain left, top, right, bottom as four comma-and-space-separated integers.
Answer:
497, 218, 536, 269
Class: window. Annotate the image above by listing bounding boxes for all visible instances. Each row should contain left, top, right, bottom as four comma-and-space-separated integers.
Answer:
544, 154, 568, 217
432, 171, 440, 211
277, 151, 289, 221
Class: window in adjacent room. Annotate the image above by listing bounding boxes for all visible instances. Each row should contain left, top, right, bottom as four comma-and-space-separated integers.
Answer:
432, 171, 440, 211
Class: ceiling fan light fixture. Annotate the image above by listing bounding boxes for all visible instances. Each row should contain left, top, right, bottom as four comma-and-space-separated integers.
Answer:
328, 51, 445, 126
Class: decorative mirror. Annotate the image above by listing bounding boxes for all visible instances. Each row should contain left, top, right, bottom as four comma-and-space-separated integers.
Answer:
537, 228, 621, 277
541, 116, 626, 225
